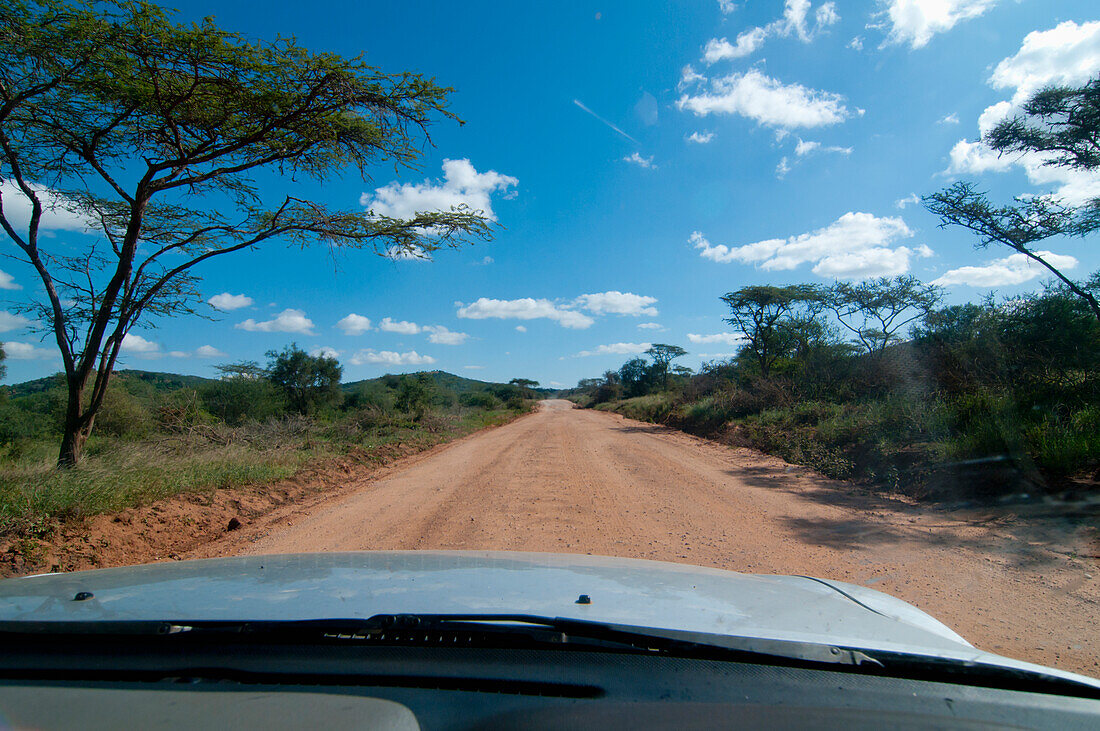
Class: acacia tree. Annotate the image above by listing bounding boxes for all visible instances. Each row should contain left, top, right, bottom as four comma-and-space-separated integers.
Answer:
644, 343, 687, 389
0, 1, 493, 466
826, 275, 942, 355
721, 285, 821, 377
924, 76, 1100, 326
509, 377, 539, 397
265, 344, 341, 415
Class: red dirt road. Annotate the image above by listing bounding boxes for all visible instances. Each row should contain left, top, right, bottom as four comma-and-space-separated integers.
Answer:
192, 400, 1100, 675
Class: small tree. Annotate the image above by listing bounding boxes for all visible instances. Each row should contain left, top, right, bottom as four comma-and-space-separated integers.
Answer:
394, 373, 433, 418
721, 285, 821, 377
826, 275, 942, 355
509, 378, 539, 397
265, 344, 342, 415
619, 357, 655, 398
644, 343, 687, 389
0, 1, 493, 466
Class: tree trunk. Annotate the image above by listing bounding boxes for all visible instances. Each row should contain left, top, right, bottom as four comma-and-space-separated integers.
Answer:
56, 381, 92, 468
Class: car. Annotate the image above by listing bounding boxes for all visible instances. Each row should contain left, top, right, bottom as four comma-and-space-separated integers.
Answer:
0, 550, 1097, 729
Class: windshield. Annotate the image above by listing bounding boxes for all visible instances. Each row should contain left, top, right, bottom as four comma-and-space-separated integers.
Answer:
0, 0, 1097, 686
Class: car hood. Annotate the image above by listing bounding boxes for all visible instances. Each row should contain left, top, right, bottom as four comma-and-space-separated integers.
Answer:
0, 551, 1095, 687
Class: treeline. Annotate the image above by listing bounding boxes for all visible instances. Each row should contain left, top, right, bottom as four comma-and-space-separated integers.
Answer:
0, 345, 530, 447
573, 276, 1100, 501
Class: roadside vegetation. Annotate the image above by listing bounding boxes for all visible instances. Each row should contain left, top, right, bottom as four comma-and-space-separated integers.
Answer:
0, 345, 534, 537
568, 276, 1100, 502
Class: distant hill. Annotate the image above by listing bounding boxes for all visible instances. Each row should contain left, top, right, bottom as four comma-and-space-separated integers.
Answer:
342, 370, 524, 395
7, 369, 215, 399
9, 369, 549, 399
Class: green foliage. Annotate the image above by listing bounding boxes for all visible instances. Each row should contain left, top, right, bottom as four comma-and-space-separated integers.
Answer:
264, 345, 343, 415
393, 374, 434, 417
200, 377, 286, 425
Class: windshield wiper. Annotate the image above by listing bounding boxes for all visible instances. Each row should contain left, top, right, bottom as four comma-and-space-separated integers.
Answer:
2, 614, 1098, 699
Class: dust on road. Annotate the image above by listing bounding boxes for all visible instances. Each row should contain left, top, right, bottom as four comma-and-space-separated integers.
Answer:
192, 399, 1100, 675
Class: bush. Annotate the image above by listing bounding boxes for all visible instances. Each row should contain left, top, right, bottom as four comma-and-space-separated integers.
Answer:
200, 378, 287, 425
459, 391, 500, 409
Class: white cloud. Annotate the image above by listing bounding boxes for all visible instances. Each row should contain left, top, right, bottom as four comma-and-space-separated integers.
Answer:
310, 346, 341, 359
938, 113, 960, 125
686, 131, 715, 144
479, 255, 494, 265
236, 308, 315, 335
687, 332, 745, 345
945, 21, 1100, 205
637, 322, 664, 330
360, 158, 518, 223
678, 65, 707, 91
456, 298, 595, 329
121, 333, 160, 355
574, 342, 653, 357
775, 156, 792, 179
336, 313, 372, 336
196, 345, 226, 358
0, 180, 93, 233
208, 292, 253, 311
878, 0, 998, 50
423, 325, 469, 345
623, 152, 656, 169
848, 36, 864, 50
2, 341, 54, 359
0, 269, 20, 290
575, 291, 658, 317
0, 311, 31, 332
691, 212, 931, 279
895, 193, 921, 209
677, 68, 850, 129
932, 251, 1077, 287
379, 317, 421, 335
349, 349, 436, 366
718, 0, 737, 13
704, 28, 768, 63
167, 351, 189, 358
515, 325, 527, 332
794, 138, 852, 156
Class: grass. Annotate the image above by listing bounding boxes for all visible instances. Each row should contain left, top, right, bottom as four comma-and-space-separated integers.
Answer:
0, 404, 530, 538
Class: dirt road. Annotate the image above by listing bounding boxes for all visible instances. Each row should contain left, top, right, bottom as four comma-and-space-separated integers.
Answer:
194, 400, 1099, 675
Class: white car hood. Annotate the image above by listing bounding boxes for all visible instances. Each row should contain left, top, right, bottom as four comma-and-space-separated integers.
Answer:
0, 550, 1096, 688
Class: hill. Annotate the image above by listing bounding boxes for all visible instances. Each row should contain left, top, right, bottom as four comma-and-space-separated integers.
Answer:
7, 369, 215, 399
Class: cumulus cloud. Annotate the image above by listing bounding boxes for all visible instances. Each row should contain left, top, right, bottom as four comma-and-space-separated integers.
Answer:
895, 193, 921, 209
379, 317, 421, 335
878, 0, 998, 49
121, 333, 160, 355
574, 342, 653, 358
938, 113, 960, 125
687, 332, 745, 345
945, 21, 1100, 205
208, 292, 253, 311
423, 325, 469, 345
360, 158, 518, 223
686, 131, 715, 144
515, 325, 527, 332
677, 68, 850, 129
637, 322, 665, 330
0, 269, 21, 290
932, 251, 1077, 287
574, 291, 658, 317
336, 313, 372, 335
456, 298, 595, 329
349, 349, 436, 366
691, 212, 932, 279
310, 346, 341, 359
2, 341, 54, 359
0, 180, 94, 233
0, 311, 31, 332
236, 308, 315, 335
704, 28, 768, 63
196, 345, 226, 358
623, 152, 656, 169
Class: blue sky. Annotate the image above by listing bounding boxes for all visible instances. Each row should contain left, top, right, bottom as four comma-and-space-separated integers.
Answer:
3, 0, 1100, 387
